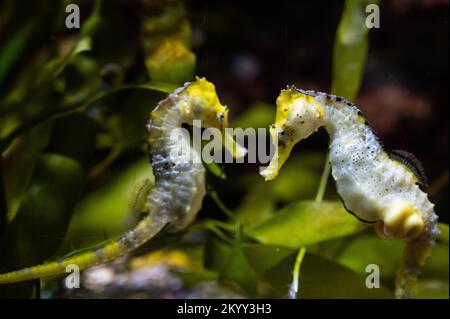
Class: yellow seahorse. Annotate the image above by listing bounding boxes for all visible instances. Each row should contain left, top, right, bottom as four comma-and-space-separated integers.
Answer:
0, 77, 246, 284
260, 86, 439, 299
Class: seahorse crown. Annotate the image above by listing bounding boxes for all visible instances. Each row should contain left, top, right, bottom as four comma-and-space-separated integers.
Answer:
182, 77, 229, 129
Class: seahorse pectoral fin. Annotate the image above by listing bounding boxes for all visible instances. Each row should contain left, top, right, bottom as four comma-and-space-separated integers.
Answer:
260, 125, 294, 181
130, 178, 154, 219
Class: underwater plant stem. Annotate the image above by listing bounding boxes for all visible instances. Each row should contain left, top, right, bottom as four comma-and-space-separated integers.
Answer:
208, 190, 235, 220
318, 0, 371, 204
288, 246, 307, 299
205, 219, 235, 231
203, 223, 233, 244
88, 145, 122, 179
315, 154, 331, 203
0, 83, 175, 152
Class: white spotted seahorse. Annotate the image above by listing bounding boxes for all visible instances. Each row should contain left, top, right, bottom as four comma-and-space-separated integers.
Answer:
0, 77, 246, 284
260, 87, 439, 299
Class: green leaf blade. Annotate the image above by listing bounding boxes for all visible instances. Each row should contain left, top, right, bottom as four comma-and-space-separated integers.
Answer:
249, 200, 368, 248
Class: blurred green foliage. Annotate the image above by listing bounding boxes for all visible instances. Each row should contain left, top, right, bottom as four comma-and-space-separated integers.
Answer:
0, 0, 447, 299
332, 0, 379, 101
249, 201, 368, 248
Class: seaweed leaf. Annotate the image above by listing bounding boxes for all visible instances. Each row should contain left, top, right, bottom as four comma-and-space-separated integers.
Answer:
248, 200, 368, 248
3, 124, 52, 221
204, 236, 258, 296
0, 153, 85, 298
0, 82, 177, 152
59, 158, 154, 251
0, 22, 33, 88
335, 231, 449, 298
140, 0, 195, 85
331, 0, 377, 101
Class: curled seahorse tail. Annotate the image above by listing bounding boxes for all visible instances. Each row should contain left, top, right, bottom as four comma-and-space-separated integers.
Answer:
0, 214, 168, 284
395, 232, 437, 298
395, 206, 439, 299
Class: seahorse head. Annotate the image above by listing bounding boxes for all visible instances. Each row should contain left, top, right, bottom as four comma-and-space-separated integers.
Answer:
184, 77, 229, 129
261, 87, 326, 180
183, 77, 247, 158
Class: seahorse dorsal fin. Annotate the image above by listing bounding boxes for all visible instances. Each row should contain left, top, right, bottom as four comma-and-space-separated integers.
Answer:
389, 149, 428, 188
